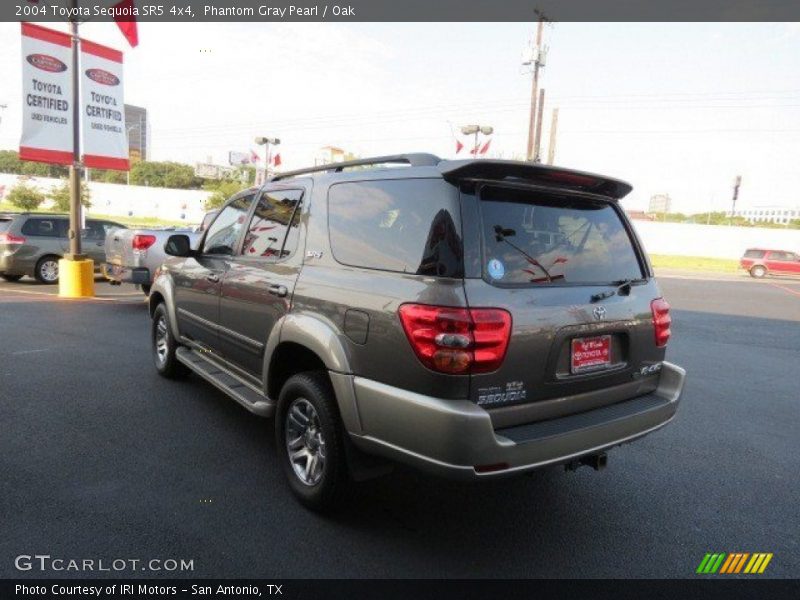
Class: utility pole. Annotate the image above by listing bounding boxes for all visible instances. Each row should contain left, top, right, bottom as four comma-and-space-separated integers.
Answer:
730, 175, 742, 226
525, 11, 549, 161
547, 107, 559, 165
533, 88, 546, 162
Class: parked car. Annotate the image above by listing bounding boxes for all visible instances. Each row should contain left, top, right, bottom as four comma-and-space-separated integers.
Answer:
0, 212, 126, 283
103, 225, 204, 295
148, 154, 686, 510
740, 248, 800, 278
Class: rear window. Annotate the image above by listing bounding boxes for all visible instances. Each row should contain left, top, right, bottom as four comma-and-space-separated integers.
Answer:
743, 249, 766, 258
328, 179, 463, 277
479, 186, 643, 286
21, 217, 67, 238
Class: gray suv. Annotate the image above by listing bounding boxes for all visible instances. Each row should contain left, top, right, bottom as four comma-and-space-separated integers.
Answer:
0, 212, 125, 283
148, 154, 685, 510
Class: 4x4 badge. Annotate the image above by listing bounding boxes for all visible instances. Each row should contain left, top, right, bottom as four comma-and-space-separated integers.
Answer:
593, 306, 607, 321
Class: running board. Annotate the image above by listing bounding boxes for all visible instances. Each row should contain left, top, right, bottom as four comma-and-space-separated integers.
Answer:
175, 347, 274, 417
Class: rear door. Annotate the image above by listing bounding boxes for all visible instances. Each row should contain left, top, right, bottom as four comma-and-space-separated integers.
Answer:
460, 183, 663, 422
173, 192, 255, 352
217, 186, 306, 377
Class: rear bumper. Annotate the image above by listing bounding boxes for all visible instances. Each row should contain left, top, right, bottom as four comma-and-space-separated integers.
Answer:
103, 263, 151, 285
347, 362, 685, 480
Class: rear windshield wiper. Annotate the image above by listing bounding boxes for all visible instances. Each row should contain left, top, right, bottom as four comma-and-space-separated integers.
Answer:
493, 224, 564, 283
590, 278, 647, 302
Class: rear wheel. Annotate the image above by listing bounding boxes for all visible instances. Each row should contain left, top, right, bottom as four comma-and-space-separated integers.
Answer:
34, 256, 60, 284
276, 372, 348, 511
0, 273, 23, 282
750, 265, 767, 278
152, 303, 189, 378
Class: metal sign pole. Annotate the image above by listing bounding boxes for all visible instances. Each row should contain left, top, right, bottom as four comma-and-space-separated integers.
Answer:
67, 1, 84, 259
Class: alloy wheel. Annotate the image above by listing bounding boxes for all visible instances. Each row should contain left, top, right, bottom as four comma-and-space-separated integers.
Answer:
285, 398, 326, 486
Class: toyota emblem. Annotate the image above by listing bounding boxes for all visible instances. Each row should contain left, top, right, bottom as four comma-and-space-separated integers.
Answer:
593, 306, 607, 321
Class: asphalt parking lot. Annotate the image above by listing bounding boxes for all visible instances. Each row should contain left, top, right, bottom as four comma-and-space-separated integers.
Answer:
0, 274, 798, 578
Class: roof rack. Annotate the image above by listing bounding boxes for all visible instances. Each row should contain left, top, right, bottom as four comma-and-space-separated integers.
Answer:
269, 153, 441, 182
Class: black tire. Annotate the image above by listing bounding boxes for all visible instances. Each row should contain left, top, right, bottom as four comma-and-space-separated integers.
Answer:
0, 273, 23, 282
276, 372, 348, 511
151, 303, 189, 378
750, 265, 767, 279
34, 255, 60, 284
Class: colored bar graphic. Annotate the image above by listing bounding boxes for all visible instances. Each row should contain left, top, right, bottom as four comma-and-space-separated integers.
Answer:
698, 552, 772, 575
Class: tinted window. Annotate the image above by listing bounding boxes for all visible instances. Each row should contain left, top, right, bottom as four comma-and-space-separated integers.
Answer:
767, 251, 793, 261
21, 218, 67, 238
203, 194, 254, 255
743, 249, 766, 259
479, 186, 642, 285
82, 220, 106, 241
241, 189, 303, 260
328, 179, 463, 277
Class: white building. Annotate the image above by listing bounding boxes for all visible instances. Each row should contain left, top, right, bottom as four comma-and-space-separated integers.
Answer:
733, 205, 800, 225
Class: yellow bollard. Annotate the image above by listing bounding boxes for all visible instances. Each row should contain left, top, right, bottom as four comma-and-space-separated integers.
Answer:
58, 258, 95, 298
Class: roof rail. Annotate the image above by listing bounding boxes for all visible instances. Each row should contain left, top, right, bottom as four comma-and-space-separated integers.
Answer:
269, 153, 441, 182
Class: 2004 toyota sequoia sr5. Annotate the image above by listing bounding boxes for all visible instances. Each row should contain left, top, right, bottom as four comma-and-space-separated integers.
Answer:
148, 154, 685, 510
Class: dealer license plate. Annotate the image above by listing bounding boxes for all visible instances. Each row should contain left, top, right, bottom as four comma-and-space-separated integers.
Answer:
571, 335, 612, 373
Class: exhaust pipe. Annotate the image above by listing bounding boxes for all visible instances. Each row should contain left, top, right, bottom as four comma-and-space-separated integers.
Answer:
565, 452, 607, 472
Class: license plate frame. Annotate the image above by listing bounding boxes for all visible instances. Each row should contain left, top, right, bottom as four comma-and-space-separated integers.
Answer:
571, 334, 612, 374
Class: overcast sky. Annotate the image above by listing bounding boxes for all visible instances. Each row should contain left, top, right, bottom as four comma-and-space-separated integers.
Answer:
1, 21, 798, 213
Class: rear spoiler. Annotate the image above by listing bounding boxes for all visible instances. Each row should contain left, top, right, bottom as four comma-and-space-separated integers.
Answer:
437, 160, 633, 200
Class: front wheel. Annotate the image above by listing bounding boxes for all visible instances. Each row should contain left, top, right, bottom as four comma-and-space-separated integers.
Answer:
276, 372, 348, 511
750, 265, 767, 278
151, 303, 189, 378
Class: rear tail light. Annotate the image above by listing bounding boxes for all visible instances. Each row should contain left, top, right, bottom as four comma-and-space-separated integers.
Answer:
132, 234, 157, 251
398, 304, 512, 375
651, 298, 671, 347
0, 232, 26, 245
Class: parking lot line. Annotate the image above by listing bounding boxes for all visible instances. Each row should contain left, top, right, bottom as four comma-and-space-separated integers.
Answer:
0, 286, 143, 303
769, 282, 800, 298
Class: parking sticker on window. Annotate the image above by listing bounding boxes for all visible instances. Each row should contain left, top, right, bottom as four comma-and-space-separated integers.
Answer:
487, 259, 505, 280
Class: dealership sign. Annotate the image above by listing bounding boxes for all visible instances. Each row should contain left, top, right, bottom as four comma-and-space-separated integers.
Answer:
80, 39, 129, 170
19, 22, 74, 165
19, 23, 129, 171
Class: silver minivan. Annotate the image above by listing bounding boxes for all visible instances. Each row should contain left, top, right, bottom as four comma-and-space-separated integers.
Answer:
0, 212, 126, 283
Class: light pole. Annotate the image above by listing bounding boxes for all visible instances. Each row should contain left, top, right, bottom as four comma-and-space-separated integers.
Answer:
460, 125, 493, 157
255, 136, 280, 185
0, 104, 7, 126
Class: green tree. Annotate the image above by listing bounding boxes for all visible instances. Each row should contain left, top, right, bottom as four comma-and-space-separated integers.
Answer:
7, 183, 46, 211
129, 161, 203, 189
204, 180, 247, 210
48, 179, 92, 212
0, 150, 23, 174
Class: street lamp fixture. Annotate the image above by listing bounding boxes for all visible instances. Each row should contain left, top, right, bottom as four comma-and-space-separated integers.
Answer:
255, 136, 281, 185
460, 124, 493, 156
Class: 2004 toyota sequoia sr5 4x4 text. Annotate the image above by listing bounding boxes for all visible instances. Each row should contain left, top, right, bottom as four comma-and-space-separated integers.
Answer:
148, 154, 685, 510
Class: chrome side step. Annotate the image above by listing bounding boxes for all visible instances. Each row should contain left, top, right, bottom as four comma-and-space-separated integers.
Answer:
175, 347, 274, 417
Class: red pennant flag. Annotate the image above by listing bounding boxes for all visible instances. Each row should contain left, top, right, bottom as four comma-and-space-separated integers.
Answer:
250, 150, 260, 164
455, 140, 464, 154
114, 0, 139, 48
272, 153, 282, 168
470, 145, 480, 155
479, 139, 492, 155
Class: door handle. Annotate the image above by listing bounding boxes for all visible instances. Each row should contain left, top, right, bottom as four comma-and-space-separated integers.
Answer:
268, 284, 288, 298
206, 273, 220, 283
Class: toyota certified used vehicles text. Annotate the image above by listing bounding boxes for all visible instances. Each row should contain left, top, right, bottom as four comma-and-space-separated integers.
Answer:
740, 248, 800, 278
0, 212, 126, 283
147, 154, 686, 510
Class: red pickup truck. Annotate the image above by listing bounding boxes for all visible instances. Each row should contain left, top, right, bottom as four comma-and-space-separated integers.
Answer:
740, 248, 800, 278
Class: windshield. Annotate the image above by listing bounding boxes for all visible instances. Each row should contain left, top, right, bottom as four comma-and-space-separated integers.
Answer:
479, 186, 643, 286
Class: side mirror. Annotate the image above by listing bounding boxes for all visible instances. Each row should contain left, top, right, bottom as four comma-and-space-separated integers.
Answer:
164, 234, 193, 257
